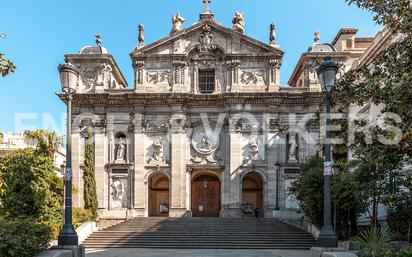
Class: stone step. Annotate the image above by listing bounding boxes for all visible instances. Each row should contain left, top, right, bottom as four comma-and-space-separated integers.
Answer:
82, 217, 316, 250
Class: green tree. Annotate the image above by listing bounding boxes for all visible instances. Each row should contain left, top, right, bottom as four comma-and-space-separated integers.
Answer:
0, 148, 63, 236
83, 132, 97, 219
290, 157, 366, 239
331, 0, 412, 227
23, 129, 64, 157
0, 131, 4, 144
290, 156, 325, 227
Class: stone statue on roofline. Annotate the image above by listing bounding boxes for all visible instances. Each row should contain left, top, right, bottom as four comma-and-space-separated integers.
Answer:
232, 12, 245, 34
171, 13, 186, 34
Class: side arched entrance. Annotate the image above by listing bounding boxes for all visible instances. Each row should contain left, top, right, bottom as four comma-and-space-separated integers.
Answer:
148, 172, 170, 217
242, 172, 264, 217
191, 173, 221, 217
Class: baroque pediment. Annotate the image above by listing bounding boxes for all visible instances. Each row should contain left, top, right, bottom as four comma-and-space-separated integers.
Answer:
131, 20, 283, 58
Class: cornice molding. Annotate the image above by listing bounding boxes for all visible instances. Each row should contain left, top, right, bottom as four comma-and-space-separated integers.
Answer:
58, 92, 323, 107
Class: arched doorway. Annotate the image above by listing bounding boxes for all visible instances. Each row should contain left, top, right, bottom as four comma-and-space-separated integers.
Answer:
148, 172, 170, 217
191, 173, 220, 217
242, 172, 264, 217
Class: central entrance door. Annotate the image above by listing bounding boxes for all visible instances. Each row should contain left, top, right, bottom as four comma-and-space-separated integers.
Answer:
191, 174, 220, 217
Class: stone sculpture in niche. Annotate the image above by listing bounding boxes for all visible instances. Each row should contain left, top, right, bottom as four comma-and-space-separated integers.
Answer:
111, 179, 127, 208
148, 138, 167, 164
288, 134, 298, 163
116, 137, 127, 161
244, 137, 261, 161
171, 13, 185, 34
232, 12, 245, 33
100, 63, 113, 89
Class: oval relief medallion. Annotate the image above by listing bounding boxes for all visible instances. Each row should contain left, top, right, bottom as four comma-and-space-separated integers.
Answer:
192, 128, 220, 155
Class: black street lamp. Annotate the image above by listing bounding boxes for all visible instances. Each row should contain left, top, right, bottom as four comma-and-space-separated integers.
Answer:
57, 62, 79, 246
274, 161, 281, 210
316, 57, 339, 247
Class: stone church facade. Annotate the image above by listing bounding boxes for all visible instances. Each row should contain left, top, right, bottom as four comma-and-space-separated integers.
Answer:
60, 6, 376, 220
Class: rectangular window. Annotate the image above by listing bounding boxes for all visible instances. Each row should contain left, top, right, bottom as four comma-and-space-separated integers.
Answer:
199, 70, 215, 94
346, 39, 353, 49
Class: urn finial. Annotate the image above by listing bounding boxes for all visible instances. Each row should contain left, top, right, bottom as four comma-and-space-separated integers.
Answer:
138, 24, 145, 48
269, 23, 280, 49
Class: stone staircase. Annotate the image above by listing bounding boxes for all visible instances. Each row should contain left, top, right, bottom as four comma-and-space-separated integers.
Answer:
82, 217, 316, 249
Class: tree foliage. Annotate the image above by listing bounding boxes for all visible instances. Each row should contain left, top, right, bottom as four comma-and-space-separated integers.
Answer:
290, 157, 325, 227
330, 0, 412, 228
83, 132, 97, 219
0, 148, 63, 236
0, 33, 15, 77
290, 157, 366, 238
0, 53, 15, 77
346, 0, 412, 33
0, 219, 53, 257
23, 129, 64, 157
338, 0, 412, 160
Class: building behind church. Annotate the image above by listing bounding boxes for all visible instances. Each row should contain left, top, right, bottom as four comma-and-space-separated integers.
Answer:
59, 5, 386, 221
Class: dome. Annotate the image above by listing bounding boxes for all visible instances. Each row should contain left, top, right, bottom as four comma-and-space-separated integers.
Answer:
79, 45, 108, 54
308, 43, 337, 53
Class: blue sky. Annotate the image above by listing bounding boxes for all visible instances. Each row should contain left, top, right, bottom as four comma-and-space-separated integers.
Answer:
0, 0, 380, 134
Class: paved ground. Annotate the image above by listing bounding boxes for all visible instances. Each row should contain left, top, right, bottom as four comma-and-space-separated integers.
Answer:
86, 248, 312, 257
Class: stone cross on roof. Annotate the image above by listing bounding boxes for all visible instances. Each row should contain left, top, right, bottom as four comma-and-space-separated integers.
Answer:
202, 0, 211, 13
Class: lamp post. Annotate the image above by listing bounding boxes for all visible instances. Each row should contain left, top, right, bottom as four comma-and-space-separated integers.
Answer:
316, 57, 339, 247
275, 161, 281, 210
57, 62, 79, 246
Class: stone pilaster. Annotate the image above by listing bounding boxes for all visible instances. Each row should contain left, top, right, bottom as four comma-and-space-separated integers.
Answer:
132, 112, 146, 216
264, 117, 277, 217
71, 125, 83, 208
169, 111, 189, 217
221, 116, 242, 217
94, 124, 108, 210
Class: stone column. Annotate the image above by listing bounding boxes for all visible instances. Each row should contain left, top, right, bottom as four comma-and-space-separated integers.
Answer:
169, 111, 189, 217
132, 112, 146, 217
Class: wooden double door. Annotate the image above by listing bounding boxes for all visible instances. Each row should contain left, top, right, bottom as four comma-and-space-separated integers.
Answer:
191, 174, 220, 217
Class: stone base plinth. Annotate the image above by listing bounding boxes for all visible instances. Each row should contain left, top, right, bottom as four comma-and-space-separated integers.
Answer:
49, 245, 85, 257
169, 208, 190, 217
220, 208, 242, 218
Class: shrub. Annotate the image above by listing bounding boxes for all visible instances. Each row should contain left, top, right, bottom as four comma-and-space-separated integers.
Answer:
0, 148, 63, 223
351, 227, 397, 257
73, 208, 95, 228
0, 219, 52, 257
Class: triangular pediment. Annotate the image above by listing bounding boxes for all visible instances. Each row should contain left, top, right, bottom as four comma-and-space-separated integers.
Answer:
131, 19, 284, 58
